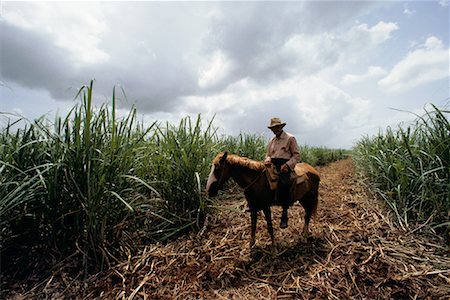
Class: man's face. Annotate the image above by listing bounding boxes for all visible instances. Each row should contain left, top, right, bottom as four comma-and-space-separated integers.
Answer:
270, 125, 283, 136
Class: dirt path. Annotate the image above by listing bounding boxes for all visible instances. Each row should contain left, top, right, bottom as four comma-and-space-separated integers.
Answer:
84, 159, 449, 299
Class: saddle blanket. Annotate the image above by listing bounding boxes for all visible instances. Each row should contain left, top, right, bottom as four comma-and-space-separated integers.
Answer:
266, 163, 310, 191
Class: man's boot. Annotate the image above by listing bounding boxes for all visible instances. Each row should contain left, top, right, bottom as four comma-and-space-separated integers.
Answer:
280, 208, 288, 229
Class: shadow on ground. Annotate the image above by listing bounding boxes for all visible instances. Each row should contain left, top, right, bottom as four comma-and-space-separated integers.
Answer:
209, 235, 329, 291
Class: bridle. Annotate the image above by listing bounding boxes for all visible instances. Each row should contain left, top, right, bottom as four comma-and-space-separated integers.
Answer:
215, 160, 227, 189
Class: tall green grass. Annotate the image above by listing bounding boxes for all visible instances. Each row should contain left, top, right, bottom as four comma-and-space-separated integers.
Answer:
300, 145, 350, 166
140, 116, 218, 241
353, 104, 449, 231
218, 133, 267, 160
1, 82, 158, 272
0, 82, 215, 273
0, 117, 53, 247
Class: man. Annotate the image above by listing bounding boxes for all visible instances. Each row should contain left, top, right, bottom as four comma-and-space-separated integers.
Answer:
264, 117, 300, 229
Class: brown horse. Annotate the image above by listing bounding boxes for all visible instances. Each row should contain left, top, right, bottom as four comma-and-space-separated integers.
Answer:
206, 151, 320, 248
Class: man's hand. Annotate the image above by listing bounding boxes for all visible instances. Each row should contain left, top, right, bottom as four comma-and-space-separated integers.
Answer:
281, 164, 289, 173
264, 157, 272, 167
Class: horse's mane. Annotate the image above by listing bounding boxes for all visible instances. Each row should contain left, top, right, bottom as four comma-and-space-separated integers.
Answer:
213, 152, 265, 171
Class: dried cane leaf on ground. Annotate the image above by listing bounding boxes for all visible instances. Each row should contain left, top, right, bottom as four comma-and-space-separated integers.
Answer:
88, 158, 450, 299
5, 158, 449, 299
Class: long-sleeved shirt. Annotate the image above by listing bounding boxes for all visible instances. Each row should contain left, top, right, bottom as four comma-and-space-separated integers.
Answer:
265, 131, 300, 170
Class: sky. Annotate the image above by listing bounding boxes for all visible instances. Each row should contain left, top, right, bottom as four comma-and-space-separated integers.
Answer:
0, 1, 449, 149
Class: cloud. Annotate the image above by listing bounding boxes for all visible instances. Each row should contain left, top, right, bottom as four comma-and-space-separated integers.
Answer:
278, 20, 398, 79
439, 0, 449, 7
0, 2, 208, 110
346, 21, 399, 46
1, 2, 109, 65
403, 4, 416, 16
198, 50, 235, 90
180, 75, 373, 147
0, 21, 76, 99
341, 66, 387, 85
0, 1, 383, 113
200, 2, 377, 87
281, 33, 341, 75
378, 36, 449, 93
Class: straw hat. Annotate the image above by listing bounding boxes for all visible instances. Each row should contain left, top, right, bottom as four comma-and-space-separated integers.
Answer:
268, 117, 286, 128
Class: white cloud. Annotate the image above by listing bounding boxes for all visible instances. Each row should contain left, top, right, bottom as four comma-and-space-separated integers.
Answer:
282, 33, 340, 74
439, 0, 449, 7
378, 36, 449, 93
424, 36, 445, 50
347, 21, 399, 45
341, 66, 387, 85
1, 2, 109, 65
198, 50, 235, 89
403, 8, 415, 16
370, 21, 399, 43
342, 96, 373, 128
180, 75, 373, 147
280, 21, 398, 77
403, 4, 416, 16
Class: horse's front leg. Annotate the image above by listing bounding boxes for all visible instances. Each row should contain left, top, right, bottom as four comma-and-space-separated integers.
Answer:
250, 209, 257, 248
302, 218, 310, 237
262, 207, 274, 245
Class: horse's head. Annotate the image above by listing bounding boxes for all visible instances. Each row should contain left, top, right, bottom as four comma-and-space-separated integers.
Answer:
206, 151, 232, 197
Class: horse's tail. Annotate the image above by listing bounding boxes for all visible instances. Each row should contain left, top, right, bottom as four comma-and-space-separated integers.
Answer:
309, 172, 320, 220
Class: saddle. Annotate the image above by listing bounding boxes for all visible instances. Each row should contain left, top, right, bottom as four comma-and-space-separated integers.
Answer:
265, 163, 309, 191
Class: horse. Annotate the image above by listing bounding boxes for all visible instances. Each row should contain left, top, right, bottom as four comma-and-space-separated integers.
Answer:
206, 151, 320, 248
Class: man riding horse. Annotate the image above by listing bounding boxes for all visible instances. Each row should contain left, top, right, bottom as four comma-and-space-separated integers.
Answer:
264, 117, 300, 229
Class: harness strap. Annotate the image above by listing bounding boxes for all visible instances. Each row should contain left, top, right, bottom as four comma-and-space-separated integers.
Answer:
243, 169, 266, 192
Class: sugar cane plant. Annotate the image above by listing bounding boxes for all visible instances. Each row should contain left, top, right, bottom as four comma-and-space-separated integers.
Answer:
353, 104, 449, 232
0, 81, 215, 273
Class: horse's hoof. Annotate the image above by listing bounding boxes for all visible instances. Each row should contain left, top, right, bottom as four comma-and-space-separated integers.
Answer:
280, 212, 288, 229
270, 245, 277, 257
300, 232, 310, 242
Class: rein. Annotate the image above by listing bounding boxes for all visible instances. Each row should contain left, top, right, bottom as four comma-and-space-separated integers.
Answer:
243, 169, 266, 192
216, 160, 227, 188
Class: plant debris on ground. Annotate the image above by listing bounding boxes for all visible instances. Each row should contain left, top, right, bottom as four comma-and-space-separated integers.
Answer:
4, 158, 450, 299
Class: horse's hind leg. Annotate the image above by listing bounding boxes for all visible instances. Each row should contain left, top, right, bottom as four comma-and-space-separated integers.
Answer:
301, 190, 318, 237
303, 202, 313, 237
250, 210, 257, 248
263, 207, 274, 245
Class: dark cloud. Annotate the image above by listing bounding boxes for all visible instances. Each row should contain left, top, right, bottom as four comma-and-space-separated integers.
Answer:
79, 60, 198, 112
0, 2, 208, 111
0, 21, 75, 99
299, 1, 378, 33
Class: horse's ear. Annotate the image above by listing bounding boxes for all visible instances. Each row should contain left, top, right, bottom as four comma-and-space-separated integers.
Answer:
220, 151, 228, 164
